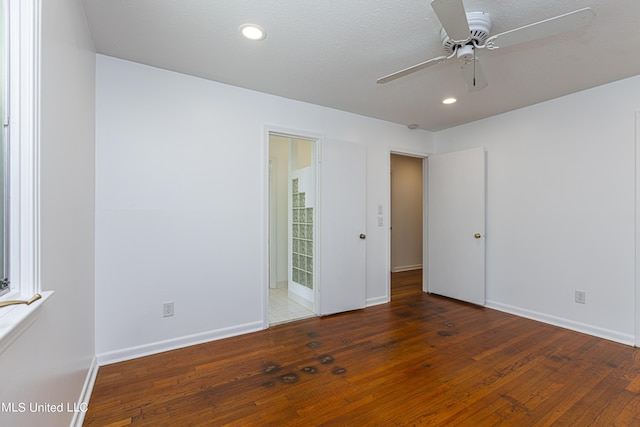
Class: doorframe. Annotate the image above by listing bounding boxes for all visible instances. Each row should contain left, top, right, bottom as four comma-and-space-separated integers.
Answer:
387, 147, 431, 300
635, 112, 640, 347
262, 125, 324, 328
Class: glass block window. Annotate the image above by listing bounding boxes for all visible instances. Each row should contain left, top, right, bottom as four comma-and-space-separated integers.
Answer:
292, 178, 313, 289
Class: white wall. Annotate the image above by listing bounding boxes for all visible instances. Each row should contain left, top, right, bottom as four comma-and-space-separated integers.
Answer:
390, 154, 423, 272
269, 135, 289, 287
0, 1, 96, 426
95, 55, 433, 362
434, 75, 640, 344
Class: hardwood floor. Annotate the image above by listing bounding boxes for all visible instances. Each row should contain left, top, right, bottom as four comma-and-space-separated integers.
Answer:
84, 270, 640, 426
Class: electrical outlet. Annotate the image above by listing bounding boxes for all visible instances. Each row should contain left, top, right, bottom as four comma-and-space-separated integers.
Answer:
163, 301, 175, 317
575, 291, 586, 304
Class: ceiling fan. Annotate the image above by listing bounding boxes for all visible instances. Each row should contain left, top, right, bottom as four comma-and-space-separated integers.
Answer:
377, 0, 595, 91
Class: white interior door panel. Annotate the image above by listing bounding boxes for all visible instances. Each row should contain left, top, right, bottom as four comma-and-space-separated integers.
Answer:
428, 147, 486, 305
319, 140, 367, 315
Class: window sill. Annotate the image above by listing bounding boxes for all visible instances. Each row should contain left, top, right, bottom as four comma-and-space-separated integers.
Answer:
0, 290, 53, 356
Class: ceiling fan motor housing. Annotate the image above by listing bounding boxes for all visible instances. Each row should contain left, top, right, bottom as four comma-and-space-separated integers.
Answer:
441, 11, 492, 54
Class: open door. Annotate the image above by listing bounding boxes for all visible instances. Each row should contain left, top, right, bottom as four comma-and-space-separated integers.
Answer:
428, 147, 486, 305
319, 140, 367, 315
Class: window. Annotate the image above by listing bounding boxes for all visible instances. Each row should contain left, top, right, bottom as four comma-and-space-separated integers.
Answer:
0, 0, 45, 354
0, 0, 40, 304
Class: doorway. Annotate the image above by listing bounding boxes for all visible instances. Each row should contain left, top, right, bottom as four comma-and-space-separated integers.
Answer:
268, 133, 317, 324
390, 153, 425, 297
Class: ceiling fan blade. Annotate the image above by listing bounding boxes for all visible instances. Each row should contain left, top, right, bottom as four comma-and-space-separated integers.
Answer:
431, 0, 471, 43
377, 55, 449, 84
485, 7, 595, 50
460, 59, 488, 92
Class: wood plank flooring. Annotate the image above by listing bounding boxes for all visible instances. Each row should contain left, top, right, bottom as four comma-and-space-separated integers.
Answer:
84, 270, 640, 426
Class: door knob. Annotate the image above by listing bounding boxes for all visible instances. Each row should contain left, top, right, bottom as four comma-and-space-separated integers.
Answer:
474, 233, 482, 239
360, 234, 366, 239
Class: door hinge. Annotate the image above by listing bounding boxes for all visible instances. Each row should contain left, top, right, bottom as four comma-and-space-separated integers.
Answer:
0, 278, 10, 297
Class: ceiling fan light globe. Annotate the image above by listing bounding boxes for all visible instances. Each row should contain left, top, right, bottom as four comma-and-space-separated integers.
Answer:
457, 44, 475, 61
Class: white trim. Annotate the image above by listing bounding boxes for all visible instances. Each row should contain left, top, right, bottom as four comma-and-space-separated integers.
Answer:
391, 264, 423, 273
263, 125, 324, 325
389, 147, 432, 158
422, 157, 429, 293
261, 127, 269, 328
366, 295, 389, 307
0, 290, 51, 355
486, 299, 635, 346
635, 111, 640, 347
7, 0, 41, 299
97, 321, 264, 365
69, 356, 99, 427
387, 147, 431, 299
0, 0, 44, 354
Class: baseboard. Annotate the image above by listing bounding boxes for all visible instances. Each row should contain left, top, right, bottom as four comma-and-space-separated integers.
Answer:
391, 264, 422, 273
288, 290, 314, 311
96, 321, 264, 365
485, 300, 635, 346
366, 295, 389, 307
70, 355, 99, 427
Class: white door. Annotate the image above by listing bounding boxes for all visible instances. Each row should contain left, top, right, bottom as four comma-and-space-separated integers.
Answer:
319, 139, 367, 315
428, 147, 486, 305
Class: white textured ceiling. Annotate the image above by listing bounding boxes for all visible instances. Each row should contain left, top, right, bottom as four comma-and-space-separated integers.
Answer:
81, 0, 640, 131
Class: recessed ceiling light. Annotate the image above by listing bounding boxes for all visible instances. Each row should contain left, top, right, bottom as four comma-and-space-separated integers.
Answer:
442, 97, 457, 105
239, 24, 266, 41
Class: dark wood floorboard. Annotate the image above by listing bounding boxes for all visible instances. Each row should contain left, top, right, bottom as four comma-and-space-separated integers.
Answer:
84, 270, 640, 426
